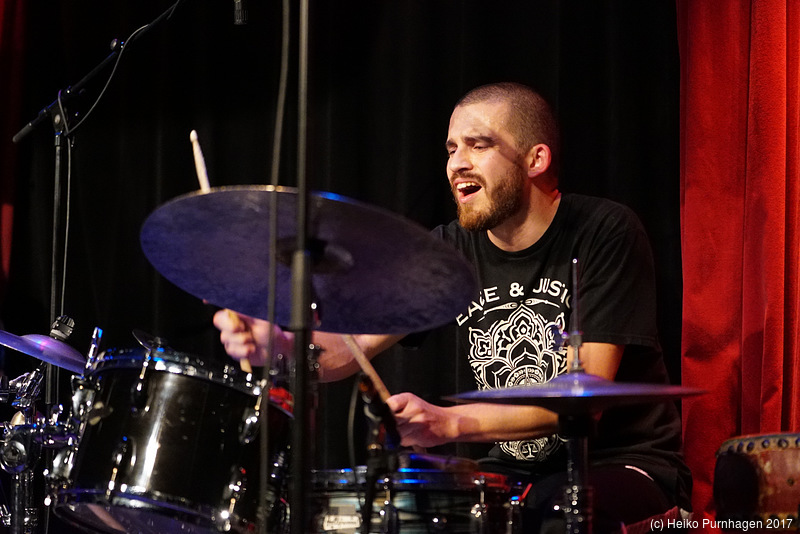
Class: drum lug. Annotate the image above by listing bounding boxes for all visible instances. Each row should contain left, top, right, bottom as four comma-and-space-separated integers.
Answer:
378, 478, 399, 533
378, 500, 399, 533
239, 407, 260, 445
70, 375, 97, 422
506, 488, 527, 534
217, 467, 247, 531
470, 502, 488, 533
469, 475, 488, 534
44, 444, 76, 504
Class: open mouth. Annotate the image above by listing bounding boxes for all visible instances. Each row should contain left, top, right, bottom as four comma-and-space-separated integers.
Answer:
456, 181, 482, 201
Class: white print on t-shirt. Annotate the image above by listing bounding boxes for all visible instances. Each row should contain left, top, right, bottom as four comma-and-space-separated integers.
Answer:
461, 280, 570, 461
456, 279, 571, 326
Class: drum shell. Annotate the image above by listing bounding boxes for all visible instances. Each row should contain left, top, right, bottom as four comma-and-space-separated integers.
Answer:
55, 347, 291, 534
714, 433, 800, 527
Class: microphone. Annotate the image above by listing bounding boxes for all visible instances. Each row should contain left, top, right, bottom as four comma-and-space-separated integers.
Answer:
234, 0, 247, 25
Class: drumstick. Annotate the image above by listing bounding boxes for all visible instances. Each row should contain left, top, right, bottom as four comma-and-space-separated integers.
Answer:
188, 132, 251, 373
343, 334, 427, 453
189, 129, 211, 193
342, 334, 391, 402
226, 310, 254, 374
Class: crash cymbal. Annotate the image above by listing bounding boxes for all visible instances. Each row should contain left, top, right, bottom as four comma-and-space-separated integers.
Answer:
140, 186, 477, 334
445, 372, 705, 415
0, 331, 86, 374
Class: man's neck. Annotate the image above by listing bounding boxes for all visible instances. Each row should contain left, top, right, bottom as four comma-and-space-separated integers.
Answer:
487, 190, 561, 252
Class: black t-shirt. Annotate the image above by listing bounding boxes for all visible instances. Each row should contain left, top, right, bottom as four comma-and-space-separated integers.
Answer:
432, 193, 691, 508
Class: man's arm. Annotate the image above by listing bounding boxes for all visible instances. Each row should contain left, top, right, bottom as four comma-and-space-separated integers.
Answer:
215, 309, 624, 446
385, 342, 623, 448
213, 309, 403, 382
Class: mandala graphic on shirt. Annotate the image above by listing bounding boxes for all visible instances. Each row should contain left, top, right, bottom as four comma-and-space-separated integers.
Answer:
467, 303, 568, 461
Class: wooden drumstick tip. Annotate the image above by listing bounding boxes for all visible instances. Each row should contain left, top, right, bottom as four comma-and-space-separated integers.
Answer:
189, 129, 211, 193
239, 356, 253, 374
226, 309, 254, 374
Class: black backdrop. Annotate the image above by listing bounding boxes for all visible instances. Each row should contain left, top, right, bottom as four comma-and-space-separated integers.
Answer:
3, 0, 680, 508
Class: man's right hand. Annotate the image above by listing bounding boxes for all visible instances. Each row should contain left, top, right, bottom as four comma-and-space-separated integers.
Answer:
212, 309, 294, 367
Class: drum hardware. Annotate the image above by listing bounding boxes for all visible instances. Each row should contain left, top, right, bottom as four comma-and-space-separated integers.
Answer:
469, 475, 490, 531
0, 324, 88, 534
0, 503, 10, 527
240, 407, 261, 444
0, 398, 41, 534
2, 368, 44, 410
359, 374, 400, 534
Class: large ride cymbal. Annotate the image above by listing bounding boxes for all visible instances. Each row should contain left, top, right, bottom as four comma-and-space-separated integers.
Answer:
445, 372, 705, 415
0, 331, 86, 374
140, 186, 477, 334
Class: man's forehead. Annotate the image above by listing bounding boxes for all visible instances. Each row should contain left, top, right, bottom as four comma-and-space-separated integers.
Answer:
448, 101, 512, 138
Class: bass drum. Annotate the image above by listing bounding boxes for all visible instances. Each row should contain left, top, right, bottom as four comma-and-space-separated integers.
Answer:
53, 346, 292, 534
714, 433, 800, 527
310, 464, 515, 533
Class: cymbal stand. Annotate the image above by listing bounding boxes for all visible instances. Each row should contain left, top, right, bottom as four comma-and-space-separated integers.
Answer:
559, 414, 593, 534
0, 366, 45, 534
287, 0, 316, 533
561, 258, 593, 534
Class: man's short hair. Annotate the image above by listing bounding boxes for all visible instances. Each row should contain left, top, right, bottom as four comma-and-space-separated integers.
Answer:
456, 82, 560, 170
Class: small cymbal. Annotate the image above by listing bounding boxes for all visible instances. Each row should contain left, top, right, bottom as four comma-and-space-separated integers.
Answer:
445, 372, 705, 414
140, 186, 477, 334
0, 331, 86, 374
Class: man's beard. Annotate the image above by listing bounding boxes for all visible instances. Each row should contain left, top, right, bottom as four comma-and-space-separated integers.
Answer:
454, 167, 526, 232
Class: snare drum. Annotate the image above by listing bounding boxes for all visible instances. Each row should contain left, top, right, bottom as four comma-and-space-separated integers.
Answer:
53, 346, 292, 534
714, 433, 800, 527
310, 466, 515, 533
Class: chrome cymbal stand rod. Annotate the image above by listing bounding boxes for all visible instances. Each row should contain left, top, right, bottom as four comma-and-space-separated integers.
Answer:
561, 258, 592, 534
569, 258, 584, 373
560, 415, 593, 534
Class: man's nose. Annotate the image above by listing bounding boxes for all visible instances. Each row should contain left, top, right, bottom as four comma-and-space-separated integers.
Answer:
447, 147, 472, 173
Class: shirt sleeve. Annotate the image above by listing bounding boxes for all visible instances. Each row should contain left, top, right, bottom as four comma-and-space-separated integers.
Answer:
574, 205, 660, 349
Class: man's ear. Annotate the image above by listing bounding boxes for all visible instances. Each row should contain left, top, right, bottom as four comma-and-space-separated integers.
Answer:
525, 143, 552, 178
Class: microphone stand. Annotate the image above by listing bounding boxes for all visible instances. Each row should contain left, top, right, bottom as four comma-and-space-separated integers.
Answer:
12, 1, 183, 145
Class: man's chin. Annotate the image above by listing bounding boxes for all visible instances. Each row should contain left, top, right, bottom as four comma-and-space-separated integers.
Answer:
458, 208, 492, 232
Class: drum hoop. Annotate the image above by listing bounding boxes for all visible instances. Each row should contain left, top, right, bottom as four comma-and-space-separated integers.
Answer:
88, 347, 260, 395
717, 433, 800, 456
312, 467, 511, 492
55, 488, 253, 530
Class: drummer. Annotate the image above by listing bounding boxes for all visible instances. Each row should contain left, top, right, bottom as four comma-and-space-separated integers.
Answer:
214, 82, 692, 533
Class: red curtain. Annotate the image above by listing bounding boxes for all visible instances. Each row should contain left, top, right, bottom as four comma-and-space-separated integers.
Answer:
0, 0, 25, 307
678, 0, 800, 529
